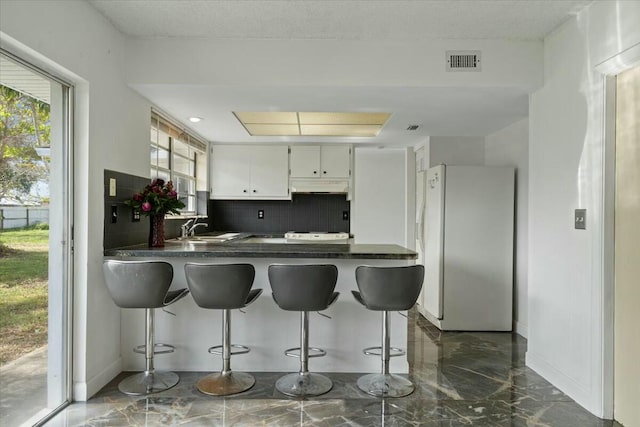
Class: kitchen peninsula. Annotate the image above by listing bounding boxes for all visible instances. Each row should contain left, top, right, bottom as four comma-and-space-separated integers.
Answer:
104, 237, 417, 374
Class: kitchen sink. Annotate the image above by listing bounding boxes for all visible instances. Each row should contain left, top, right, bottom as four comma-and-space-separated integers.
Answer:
235, 237, 290, 244
175, 233, 240, 244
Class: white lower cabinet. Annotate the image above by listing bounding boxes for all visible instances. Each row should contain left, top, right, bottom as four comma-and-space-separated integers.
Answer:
210, 145, 289, 199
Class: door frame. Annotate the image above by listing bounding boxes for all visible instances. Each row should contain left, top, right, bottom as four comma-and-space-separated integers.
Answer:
595, 42, 640, 420
0, 47, 75, 425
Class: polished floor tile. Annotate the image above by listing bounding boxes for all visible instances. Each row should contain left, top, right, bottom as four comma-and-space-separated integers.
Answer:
45, 312, 621, 426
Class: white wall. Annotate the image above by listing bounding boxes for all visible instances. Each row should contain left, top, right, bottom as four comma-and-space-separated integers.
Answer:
1, 0, 152, 400
485, 119, 529, 337
352, 148, 408, 246
125, 38, 542, 90
428, 136, 485, 167
528, 0, 640, 418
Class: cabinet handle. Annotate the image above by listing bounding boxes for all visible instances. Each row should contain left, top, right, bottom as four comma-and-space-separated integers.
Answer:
313, 171, 317, 174
253, 189, 257, 193
323, 171, 327, 174
243, 189, 247, 193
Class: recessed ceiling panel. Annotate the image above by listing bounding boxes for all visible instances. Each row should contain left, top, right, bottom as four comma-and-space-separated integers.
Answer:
244, 123, 300, 136
234, 111, 298, 124
299, 112, 391, 125
300, 124, 382, 137
235, 110, 390, 137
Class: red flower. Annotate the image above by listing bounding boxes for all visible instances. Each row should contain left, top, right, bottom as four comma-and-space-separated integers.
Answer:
124, 179, 185, 216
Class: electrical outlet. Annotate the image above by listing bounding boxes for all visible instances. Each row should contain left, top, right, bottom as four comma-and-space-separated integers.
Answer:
575, 209, 586, 229
110, 205, 118, 223
342, 210, 349, 220
132, 208, 140, 222
258, 209, 264, 219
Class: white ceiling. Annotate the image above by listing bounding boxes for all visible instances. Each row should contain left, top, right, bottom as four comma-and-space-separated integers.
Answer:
88, 0, 592, 145
131, 84, 529, 145
89, 0, 591, 41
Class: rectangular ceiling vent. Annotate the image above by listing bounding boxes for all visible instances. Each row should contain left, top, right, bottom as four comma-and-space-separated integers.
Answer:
446, 50, 481, 72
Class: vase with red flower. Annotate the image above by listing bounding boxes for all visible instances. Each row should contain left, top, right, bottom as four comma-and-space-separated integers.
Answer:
125, 179, 185, 248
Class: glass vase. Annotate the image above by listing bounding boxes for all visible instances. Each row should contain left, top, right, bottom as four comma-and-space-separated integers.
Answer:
149, 213, 166, 247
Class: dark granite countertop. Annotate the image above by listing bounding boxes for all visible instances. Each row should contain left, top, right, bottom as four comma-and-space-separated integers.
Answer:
103, 233, 417, 260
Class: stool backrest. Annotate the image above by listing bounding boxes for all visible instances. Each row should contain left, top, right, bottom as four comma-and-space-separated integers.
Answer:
268, 264, 338, 311
184, 263, 256, 309
103, 260, 173, 309
355, 265, 425, 311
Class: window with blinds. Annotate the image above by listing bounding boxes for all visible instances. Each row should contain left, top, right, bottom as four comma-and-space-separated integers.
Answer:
150, 112, 208, 214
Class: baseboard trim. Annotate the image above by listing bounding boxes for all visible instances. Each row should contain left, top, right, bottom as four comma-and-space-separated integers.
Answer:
526, 350, 597, 415
73, 357, 121, 401
515, 321, 528, 338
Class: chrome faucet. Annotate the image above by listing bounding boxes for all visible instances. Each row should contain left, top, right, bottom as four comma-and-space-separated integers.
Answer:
180, 219, 194, 238
181, 218, 208, 238
189, 221, 208, 235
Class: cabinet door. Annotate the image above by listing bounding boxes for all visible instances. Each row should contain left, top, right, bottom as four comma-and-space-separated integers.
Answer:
250, 146, 289, 197
290, 146, 321, 178
210, 146, 251, 197
321, 145, 351, 178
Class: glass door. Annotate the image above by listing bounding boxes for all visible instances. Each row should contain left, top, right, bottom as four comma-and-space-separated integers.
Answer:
0, 51, 73, 426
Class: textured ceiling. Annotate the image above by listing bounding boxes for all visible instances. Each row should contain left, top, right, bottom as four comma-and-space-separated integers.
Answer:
88, 0, 592, 41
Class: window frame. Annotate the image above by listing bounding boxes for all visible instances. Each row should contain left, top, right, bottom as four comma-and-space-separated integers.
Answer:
150, 112, 207, 216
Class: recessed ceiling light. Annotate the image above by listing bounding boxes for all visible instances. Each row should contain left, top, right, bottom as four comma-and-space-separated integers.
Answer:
189, 117, 202, 123
233, 111, 391, 137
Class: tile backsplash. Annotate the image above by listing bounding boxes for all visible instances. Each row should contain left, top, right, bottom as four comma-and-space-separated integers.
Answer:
103, 170, 209, 249
208, 194, 350, 233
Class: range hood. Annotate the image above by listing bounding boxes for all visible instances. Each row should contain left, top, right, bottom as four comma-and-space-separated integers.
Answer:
290, 179, 349, 194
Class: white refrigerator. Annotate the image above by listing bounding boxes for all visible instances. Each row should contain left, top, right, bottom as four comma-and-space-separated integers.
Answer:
415, 164, 515, 331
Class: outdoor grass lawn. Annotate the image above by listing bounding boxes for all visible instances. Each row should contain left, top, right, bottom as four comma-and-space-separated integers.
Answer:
0, 226, 49, 365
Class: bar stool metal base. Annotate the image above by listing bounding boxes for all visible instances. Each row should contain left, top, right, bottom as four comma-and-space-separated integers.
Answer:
197, 371, 255, 396
356, 373, 414, 398
276, 372, 333, 397
118, 370, 179, 396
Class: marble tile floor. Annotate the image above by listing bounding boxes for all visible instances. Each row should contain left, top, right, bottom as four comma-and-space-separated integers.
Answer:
45, 313, 622, 426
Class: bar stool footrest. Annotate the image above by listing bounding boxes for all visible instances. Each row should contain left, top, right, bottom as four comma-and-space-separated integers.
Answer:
362, 346, 405, 358
208, 344, 250, 356
284, 346, 326, 358
133, 343, 175, 355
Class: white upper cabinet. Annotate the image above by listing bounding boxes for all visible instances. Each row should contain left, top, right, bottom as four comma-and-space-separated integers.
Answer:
320, 145, 351, 178
290, 145, 351, 179
210, 145, 289, 199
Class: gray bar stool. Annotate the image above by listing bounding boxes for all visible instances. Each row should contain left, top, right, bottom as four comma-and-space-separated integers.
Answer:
103, 260, 189, 395
184, 263, 262, 396
353, 265, 424, 397
268, 264, 339, 397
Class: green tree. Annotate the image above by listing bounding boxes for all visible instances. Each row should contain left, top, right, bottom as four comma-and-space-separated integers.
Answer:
0, 85, 50, 204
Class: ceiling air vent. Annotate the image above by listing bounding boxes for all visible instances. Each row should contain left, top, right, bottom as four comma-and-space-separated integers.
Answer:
446, 50, 481, 72
406, 125, 420, 131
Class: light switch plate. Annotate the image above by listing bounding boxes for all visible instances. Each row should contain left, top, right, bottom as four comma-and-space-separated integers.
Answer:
109, 178, 116, 197
575, 209, 586, 229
